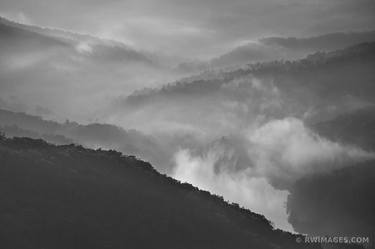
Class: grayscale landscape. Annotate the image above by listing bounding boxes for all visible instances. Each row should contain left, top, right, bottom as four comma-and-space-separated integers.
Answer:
0, 0, 375, 248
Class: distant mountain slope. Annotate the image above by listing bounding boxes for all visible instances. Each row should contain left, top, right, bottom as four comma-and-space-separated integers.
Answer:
261, 31, 375, 51
210, 30, 375, 68
311, 106, 375, 151
0, 108, 172, 173
0, 109, 62, 135
0, 16, 154, 65
0, 18, 68, 54
130, 42, 375, 102
0, 136, 318, 249
0, 16, 185, 121
119, 42, 375, 132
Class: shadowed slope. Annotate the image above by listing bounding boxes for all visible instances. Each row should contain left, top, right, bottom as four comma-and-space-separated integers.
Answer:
0, 136, 321, 249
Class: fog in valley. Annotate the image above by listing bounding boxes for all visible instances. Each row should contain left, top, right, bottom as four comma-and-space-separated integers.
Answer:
1, 0, 375, 238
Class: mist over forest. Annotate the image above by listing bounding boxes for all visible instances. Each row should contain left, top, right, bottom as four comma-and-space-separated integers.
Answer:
1, 1, 375, 247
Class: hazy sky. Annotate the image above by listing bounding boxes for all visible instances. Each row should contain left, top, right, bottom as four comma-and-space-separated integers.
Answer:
1, 0, 375, 59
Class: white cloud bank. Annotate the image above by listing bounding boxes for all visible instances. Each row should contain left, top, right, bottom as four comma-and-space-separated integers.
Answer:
173, 148, 293, 231
173, 118, 375, 231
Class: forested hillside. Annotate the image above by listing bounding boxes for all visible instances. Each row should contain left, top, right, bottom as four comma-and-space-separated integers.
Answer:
0, 136, 321, 249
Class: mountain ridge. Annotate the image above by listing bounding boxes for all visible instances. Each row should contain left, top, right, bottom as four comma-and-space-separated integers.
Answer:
209, 30, 375, 69
0, 135, 321, 249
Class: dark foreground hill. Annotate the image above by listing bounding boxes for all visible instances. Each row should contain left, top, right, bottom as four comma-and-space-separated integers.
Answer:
0, 136, 320, 249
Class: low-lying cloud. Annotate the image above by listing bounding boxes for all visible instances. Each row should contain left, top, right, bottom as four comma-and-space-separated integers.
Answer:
173, 148, 292, 231
172, 117, 375, 231
247, 118, 375, 189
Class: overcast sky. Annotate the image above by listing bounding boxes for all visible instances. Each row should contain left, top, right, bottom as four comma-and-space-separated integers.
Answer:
1, 0, 375, 58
